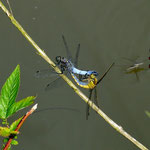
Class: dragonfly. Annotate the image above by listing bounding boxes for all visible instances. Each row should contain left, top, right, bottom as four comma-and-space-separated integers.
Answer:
36, 35, 114, 119
116, 56, 149, 81
35, 35, 99, 90
55, 36, 114, 119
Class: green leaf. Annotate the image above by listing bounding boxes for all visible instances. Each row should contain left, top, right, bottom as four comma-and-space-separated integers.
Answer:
9, 117, 23, 131
6, 96, 35, 118
11, 139, 18, 145
0, 65, 20, 119
3, 138, 9, 143
0, 126, 11, 137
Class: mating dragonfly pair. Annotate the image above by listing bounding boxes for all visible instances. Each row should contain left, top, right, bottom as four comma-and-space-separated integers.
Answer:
36, 35, 114, 120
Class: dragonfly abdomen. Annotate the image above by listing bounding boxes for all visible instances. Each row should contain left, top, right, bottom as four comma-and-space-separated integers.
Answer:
71, 73, 97, 89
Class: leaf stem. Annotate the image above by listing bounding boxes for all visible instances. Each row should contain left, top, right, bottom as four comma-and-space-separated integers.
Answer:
3, 104, 38, 150
0, 1, 148, 150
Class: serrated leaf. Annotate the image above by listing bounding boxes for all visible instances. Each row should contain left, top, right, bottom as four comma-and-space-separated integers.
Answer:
6, 96, 35, 118
10, 117, 23, 131
0, 65, 20, 119
11, 139, 18, 145
0, 126, 11, 137
0, 96, 5, 119
0, 126, 18, 138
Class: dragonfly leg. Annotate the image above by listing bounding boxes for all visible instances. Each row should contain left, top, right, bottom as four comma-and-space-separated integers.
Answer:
94, 88, 99, 108
79, 74, 85, 81
79, 73, 89, 81
86, 89, 93, 120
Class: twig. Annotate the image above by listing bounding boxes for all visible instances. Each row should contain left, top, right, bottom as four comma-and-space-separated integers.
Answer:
0, 2, 148, 150
6, 0, 13, 16
3, 104, 38, 150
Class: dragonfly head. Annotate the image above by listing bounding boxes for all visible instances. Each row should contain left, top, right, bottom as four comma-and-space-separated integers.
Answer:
55, 56, 61, 65
56, 56, 68, 64
90, 74, 97, 79
92, 71, 98, 76
88, 74, 98, 87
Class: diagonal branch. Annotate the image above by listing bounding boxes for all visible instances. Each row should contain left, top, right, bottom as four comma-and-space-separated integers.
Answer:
0, 2, 148, 150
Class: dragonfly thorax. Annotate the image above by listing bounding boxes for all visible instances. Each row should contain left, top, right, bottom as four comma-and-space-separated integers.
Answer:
55, 56, 71, 72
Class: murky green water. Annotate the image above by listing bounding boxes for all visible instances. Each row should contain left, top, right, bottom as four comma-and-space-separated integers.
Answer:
0, 0, 150, 149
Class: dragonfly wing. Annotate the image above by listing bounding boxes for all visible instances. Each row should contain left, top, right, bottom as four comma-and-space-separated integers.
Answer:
44, 76, 65, 91
86, 89, 93, 120
74, 44, 80, 68
62, 35, 73, 61
34, 68, 57, 78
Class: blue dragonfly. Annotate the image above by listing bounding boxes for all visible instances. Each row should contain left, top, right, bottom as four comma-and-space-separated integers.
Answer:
56, 36, 114, 119
35, 35, 114, 119
35, 35, 98, 90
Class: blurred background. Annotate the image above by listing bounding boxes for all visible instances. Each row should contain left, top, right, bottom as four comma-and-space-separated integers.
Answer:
0, 0, 150, 149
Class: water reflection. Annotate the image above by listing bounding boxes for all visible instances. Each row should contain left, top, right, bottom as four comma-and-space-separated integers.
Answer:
115, 55, 149, 81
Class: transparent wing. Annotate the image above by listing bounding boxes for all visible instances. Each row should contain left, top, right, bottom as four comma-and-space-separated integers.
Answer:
62, 35, 73, 61
74, 44, 80, 68
44, 69, 70, 91
62, 35, 80, 68
34, 68, 58, 78
44, 76, 65, 91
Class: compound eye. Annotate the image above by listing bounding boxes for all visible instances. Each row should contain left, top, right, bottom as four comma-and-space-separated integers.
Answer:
55, 56, 61, 63
93, 71, 98, 76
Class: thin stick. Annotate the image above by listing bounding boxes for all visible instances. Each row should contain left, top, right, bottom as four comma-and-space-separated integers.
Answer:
0, 2, 148, 150
3, 104, 38, 150
6, 0, 13, 16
